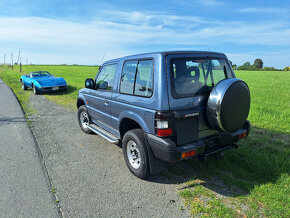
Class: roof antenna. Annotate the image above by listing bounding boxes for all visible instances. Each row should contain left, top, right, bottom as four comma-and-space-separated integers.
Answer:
100, 53, 105, 66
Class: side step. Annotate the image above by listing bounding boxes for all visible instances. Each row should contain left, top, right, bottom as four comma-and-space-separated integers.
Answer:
88, 124, 119, 144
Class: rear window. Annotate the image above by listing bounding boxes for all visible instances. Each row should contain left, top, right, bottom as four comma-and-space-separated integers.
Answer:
170, 58, 232, 98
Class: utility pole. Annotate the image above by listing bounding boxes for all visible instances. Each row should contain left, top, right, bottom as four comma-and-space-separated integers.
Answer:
3, 54, 5, 64
17, 49, 21, 64
26, 58, 28, 65
11, 53, 13, 69
20, 57, 22, 72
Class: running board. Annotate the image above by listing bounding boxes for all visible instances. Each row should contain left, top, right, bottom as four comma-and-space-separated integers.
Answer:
88, 124, 119, 144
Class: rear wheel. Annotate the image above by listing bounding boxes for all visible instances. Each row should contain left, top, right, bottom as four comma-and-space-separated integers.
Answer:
122, 129, 149, 179
32, 84, 40, 95
21, 81, 27, 90
77, 105, 92, 134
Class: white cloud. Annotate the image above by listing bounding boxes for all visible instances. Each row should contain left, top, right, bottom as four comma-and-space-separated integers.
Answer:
0, 10, 289, 66
237, 7, 290, 15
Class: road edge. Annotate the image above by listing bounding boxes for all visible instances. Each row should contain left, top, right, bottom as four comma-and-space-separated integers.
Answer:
3, 81, 63, 218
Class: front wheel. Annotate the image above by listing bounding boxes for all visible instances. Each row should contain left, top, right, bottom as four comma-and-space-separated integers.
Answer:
32, 84, 40, 95
77, 105, 92, 134
21, 81, 27, 90
122, 129, 149, 179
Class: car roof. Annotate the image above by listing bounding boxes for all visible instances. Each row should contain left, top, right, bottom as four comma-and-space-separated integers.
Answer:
103, 51, 226, 65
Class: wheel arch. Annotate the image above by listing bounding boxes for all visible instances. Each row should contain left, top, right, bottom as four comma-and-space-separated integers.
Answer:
77, 97, 86, 109
119, 112, 150, 139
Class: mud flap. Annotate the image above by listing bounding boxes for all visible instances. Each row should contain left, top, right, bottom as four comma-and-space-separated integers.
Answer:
144, 135, 166, 174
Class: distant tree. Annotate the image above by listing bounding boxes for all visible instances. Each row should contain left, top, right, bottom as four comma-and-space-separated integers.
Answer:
232, 64, 237, 70
263, 67, 281, 71
254, 59, 263, 69
237, 62, 251, 70
283, 66, 290, 71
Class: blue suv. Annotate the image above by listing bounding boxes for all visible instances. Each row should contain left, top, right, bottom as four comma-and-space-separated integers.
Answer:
77, 51, 251, 179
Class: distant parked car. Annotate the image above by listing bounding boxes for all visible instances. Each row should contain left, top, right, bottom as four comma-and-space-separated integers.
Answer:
20, 71, 67, 95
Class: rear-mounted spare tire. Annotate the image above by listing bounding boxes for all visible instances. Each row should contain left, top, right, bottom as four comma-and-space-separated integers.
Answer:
207, 78, 250, 133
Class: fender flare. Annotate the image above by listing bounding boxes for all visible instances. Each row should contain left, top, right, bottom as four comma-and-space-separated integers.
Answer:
119, 111, 150, 133
77, 95, 86, 108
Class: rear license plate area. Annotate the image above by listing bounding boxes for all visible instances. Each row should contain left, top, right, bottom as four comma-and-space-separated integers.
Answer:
175, 116, 199, 145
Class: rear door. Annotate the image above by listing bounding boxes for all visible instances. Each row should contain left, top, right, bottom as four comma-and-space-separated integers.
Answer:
166, 54, 233, 145
87, 63, 118, 131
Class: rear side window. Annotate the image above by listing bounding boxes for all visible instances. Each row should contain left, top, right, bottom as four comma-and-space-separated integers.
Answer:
120, 59, 154, 97
120, 61, 137, 95
96, 63, 118, 91
134, 60, 153, 97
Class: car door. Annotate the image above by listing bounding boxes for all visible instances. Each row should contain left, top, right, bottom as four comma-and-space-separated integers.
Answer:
23, 74, 33, 87
87, 63, 118, 131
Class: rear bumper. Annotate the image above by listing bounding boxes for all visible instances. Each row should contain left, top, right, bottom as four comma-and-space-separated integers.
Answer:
146, 121, 250, 162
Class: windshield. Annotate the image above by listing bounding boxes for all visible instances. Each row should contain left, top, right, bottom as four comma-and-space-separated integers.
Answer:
170, 57, 232, 98
31, 71, 52, 78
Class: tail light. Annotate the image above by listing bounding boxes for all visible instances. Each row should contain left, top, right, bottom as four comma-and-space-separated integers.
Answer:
155, 111, 173, 137
181, 150, 196, 159
238, 132, 247, 139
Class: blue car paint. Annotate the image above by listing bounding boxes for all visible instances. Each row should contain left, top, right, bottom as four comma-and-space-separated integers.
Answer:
20, 72, 67, 92
78, 52, 168, 137
77, 51, 235, 138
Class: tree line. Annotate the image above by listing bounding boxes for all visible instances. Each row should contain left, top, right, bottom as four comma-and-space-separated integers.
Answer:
231, 59, 289, 71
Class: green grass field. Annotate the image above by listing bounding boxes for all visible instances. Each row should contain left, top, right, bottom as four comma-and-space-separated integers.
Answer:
0, 65, 289, 217
0, 64, 98, 110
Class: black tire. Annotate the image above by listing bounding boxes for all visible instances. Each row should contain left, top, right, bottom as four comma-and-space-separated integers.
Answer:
32, 84, 40, 95
21, 81, 27, 90
122, 129, 149, 179
77, 105, 92, 134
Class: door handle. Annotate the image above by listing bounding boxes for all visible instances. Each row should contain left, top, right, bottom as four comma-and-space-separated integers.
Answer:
104, 100, 109, 106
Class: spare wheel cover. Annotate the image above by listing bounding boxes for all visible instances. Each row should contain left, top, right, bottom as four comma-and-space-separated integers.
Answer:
207, 78, 250, 133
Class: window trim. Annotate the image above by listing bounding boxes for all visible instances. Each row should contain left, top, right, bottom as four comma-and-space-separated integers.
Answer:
169, 57, 230, 99
95, 62, 118, 92
119, 58, 154, 98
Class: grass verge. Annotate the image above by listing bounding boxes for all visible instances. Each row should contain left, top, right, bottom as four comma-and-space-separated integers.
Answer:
175, 70, 290, 217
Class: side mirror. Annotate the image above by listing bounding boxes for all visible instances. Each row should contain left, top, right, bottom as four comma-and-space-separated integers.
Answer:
97, 81, 108, 90
85, 78, 95, 89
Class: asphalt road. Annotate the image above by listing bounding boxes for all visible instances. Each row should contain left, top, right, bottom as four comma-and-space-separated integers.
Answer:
26, 93, 189, 217
0, 79, 59, 217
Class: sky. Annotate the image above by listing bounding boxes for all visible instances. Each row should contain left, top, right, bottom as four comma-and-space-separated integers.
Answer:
0, 0, 289, 68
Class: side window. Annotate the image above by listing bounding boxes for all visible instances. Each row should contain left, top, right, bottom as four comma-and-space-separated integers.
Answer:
120, 59, 154, 97
134, 60, 153, 97
96, 63, 118, 91
120, 61, 137, 95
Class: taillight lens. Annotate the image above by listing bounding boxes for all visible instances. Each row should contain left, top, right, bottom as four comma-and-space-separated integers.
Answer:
238, 132, 247, 139
157, 129, 172, 137
155, 111, 173, 137
156, 120, 169, 129
181, 150, 196, 159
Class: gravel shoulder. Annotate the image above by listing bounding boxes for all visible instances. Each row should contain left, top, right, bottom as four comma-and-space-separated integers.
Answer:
0, 79, 59, 217
28, 94, 189, 217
